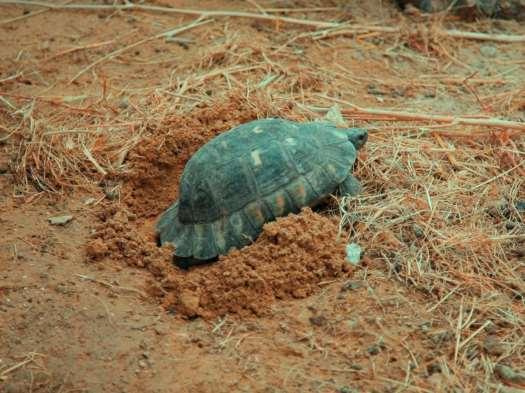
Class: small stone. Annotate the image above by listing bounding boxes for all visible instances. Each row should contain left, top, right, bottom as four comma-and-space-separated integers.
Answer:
118, 97, 129, 109
48, 215, 73, 225
138, 359, 148, 368
345, 243, 362, 265
338, 387, 359, 393
480, 45, 497, 58
84, 197, 96, 205
515, 200, 525, 213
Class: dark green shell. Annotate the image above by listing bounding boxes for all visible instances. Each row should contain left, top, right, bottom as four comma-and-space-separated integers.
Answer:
156, 118, 366, 262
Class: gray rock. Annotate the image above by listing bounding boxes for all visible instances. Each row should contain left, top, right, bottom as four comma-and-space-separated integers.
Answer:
48, 215, 73, 225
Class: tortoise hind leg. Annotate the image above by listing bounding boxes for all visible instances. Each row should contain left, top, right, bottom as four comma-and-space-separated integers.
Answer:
337, 175, 362, 196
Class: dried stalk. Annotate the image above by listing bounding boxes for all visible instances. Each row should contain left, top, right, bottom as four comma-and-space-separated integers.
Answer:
317, 94, 525, 131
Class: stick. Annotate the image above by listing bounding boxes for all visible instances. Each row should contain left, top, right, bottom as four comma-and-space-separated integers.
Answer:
316, 94, 525, 131
69, 17, 211, 83
45, 39, 115, 61
0, 0, 339, 28
2, 1, 525, 43
0, 353, 41, 377
0, 0, 72, 25
311, 26, 525, 43
76, 274, 147, 298
445, 29, 525, 43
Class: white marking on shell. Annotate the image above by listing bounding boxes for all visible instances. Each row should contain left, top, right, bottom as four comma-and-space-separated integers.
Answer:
251, 150, 262, 166
334, 130, 347, 140
285, 138, 297, 145
252, 126, 264, 133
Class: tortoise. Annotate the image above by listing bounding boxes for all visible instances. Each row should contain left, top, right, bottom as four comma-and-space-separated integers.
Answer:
156, 118, 368, 268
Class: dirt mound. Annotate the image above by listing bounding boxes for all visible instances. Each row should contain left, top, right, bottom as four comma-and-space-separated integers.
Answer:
119, 92, 293, 220
160, 208, 351, 318
88, 205, 352, 318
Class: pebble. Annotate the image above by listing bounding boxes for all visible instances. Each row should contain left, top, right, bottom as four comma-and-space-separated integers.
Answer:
345, 243, 362, 265
48, 215, 73, 226
338, 387, 359, 393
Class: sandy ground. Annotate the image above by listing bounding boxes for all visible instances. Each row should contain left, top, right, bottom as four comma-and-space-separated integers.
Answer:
1, 1, 524, 392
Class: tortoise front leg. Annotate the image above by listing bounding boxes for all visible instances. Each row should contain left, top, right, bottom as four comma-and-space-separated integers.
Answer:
337, 175, 362, 197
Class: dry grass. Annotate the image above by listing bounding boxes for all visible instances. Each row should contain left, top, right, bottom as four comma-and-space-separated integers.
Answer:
0, 1, 524, 391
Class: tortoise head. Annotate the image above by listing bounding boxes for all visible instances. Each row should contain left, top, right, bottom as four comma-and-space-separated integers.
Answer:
346, 128, 368, 150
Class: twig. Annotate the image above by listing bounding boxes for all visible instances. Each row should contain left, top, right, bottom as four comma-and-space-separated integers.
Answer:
45, 40, 115, 61
458, 320, 493, 350
69, 17, 212, 83
454, 300, 463, 364
81, 143, 107, 176
0, 0, 340, 28
0, 6, 47, 24
470, 161, 525, 190
312, 26, 525, 43
0, 72, 22, 83
76, 274, 147, 298
0, 352, 42, 378
0, 0, 72, 25
316, 94, 525, 131
445, 29, 525, 43
2, 1, 525, 42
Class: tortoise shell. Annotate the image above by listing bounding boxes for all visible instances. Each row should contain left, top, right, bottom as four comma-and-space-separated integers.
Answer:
156, 118, 367, 266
